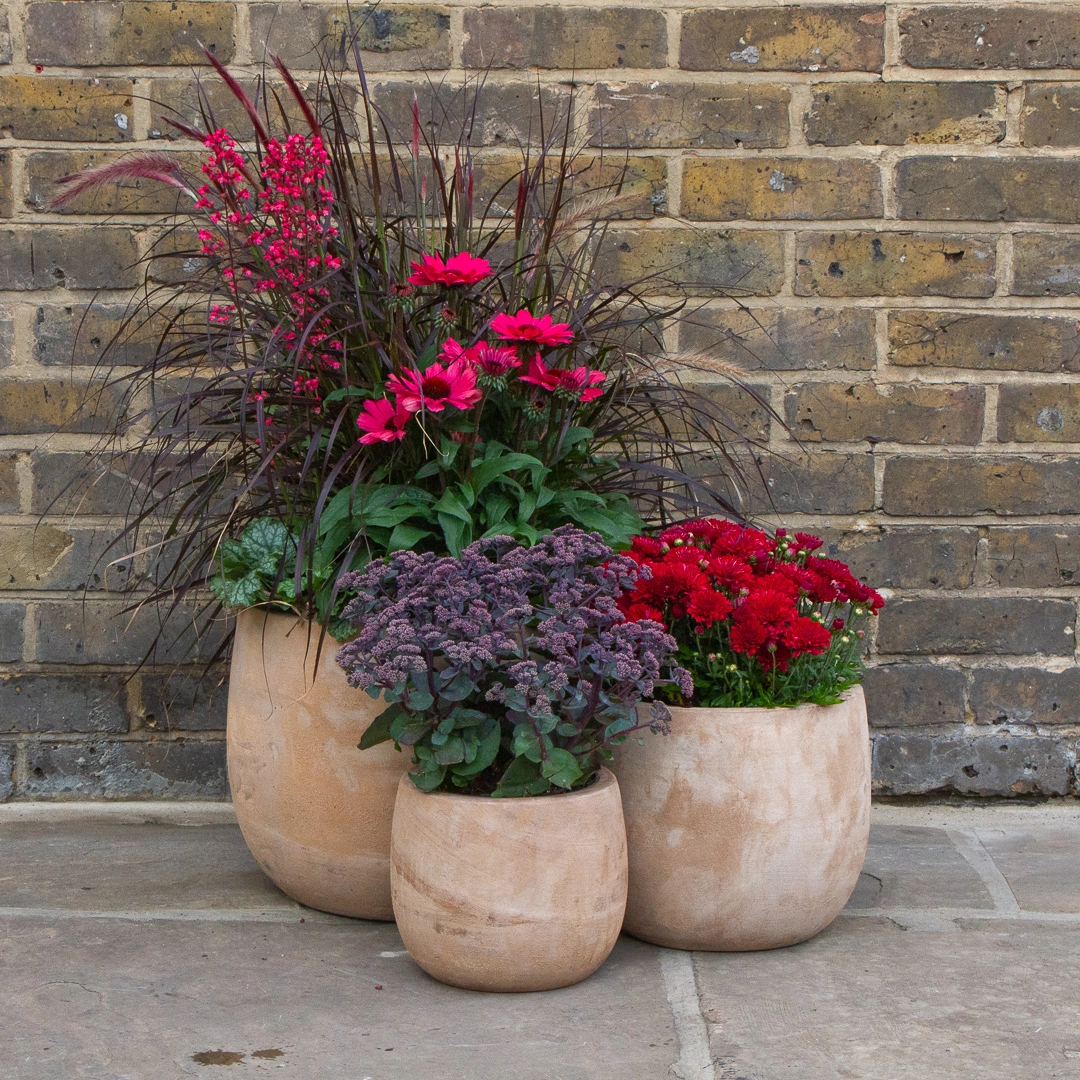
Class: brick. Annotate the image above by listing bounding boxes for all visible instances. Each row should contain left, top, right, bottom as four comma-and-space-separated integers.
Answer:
33, 304, 161, 368
863, 664, 967, 728
26, 2, 234, 66
679, 306, 876, 371
34, 602, 229, 666
0, 603, 23, 662
589, 82, 789, 149
0, 151, 12, 218
888, 311, 1080, 372
0, 311, 13, 369
805, 82, 1004, 146
595, 227, 784, 296
145, 228, 204, 287
31, 452, 141, 516
678, 383, 771, 442
149, 77, 357, 142
877, 598, 1075, 656
0, 674, 128, 734
23, 740, 227, 799
900, 6, 1080, 70
141, 672, 229, 732
0, 229, 140, 291
473, 154, 666, 221
0, 745, 12, 801
0, 11, 11, 65
682, 157, 882, 221
371, 81, 569, 148
971, 667, 1080, 727
0, 525, 132, 592
899, 156, 1080, 223
0, 453, 18, 513
0, 77, 134, 143
987, 526, 1080, 587
795, 231, 996, 298
463, 8, 667, 70
0, 380, 123, 436
1012, 234, 1080, 296
819, 526, 979, 589
250, 4, 449, 71
742, 451, 875, 514
1022, 84, 1080, 147
998, 384, 1080, 443
874, 733, 1074, 797
788, 381, 984, 445
883, 455, 1080, 516
681, 7, 884, 72
23, 150, 194, 216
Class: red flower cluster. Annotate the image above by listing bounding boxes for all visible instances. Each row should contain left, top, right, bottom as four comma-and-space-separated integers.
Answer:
618, 519, 884, 672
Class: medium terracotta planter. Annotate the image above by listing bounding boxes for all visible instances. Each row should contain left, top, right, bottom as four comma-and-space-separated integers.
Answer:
227, 608, 409, 919
612, 686, 869, 951
390, 768, 628, 992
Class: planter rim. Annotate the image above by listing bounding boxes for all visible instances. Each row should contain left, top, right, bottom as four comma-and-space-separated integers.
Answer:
662, 684, 864, 720
396, 765, 618, 807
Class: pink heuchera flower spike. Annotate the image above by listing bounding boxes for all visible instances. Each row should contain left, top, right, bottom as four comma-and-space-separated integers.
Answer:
490, 310, 574, 347
386, 359, 482, 413
407, 252, 492, 287
519, 356, 606, 402
357, 397, 411, 444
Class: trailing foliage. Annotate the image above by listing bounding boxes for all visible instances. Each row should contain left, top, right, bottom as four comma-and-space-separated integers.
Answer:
617, 520, 885, 708
335, 526, 692, 796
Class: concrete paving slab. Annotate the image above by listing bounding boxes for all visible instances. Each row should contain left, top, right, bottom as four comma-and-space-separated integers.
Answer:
975, 826, 1080, 914
0, 916, 676, 1080
0, 822, 292, 913
849, 823, 996, 911
694, 916, 1080, 1080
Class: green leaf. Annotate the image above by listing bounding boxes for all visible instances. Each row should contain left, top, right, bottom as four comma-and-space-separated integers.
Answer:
437, 512, 471, 558
433, 735, 466, 765
541, 748, 584, 790
239, 518, 294, 576
451, 722, 501, 778
471, 450, 544, 496
404, 688, 434, 712
512, 725, 542, 763
432, 488, 473, 524
410, 763, 447, 792
321, 385, 369, 404
438, 671, 475, 702
492, 755, 549, 798
359, 703, 402, 750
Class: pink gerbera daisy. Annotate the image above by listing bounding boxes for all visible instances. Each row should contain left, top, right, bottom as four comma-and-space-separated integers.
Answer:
385, 359, 482, 413
407, 251, 492, 287
357, 397, 411, 444
490, 310, 574, 347
519, 356, 606, 401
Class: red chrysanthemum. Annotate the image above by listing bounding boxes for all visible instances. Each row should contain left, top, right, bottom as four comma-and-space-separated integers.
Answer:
687, 589, 734, 626
794, 531, 824, 552
782, 616, 832, 656
706, 554, 755, 593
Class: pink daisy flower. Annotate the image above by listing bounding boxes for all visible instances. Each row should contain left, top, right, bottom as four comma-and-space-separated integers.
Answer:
385, 359, 482, 413
490, 310, 574, 347
519, 356, 606, 402
357, 397, 411, 444
407, 252, 492, 287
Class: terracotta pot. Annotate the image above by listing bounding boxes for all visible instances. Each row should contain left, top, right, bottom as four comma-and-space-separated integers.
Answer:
612, 686, 869, 951
227, 608, 409, 919
390, 768, 628, 992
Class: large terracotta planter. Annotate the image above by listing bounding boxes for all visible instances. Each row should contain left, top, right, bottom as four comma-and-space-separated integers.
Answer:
612, 686, 869, 951
227, 608, 409, 919
390, 768, 628, 992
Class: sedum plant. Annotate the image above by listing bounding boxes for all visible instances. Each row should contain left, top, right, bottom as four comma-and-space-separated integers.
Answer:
335, 526, 692, 796
617, 519, 885, 708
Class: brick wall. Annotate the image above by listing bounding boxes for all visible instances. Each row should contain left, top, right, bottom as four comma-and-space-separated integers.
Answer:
1, 0, 1079, 800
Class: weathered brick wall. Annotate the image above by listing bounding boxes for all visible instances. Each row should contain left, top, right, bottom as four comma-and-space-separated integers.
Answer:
1, 0, 1079, 799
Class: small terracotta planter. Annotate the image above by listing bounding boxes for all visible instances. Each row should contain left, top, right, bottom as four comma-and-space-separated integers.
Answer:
227, 608, 409, 919
390, 768, 628, 992
612, 686, 869, 951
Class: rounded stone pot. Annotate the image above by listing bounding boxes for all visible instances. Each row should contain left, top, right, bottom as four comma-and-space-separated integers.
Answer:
390, 768, 628, 992
227, 608, 409, 919
611, 686, 869, 951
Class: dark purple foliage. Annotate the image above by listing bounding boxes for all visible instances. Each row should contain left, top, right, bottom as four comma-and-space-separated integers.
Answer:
336, 526, 691, 796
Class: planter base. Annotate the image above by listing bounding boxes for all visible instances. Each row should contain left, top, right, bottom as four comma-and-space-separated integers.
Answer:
227, 609, 409, 920
613, 687, 870, 951
390, 769, 628, 992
